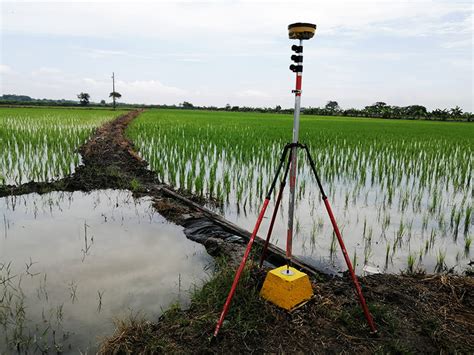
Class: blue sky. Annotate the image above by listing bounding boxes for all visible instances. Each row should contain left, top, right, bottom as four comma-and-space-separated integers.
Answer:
1, 1, 472, 111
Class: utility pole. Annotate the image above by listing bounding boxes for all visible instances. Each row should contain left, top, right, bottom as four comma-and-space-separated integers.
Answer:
111, 72, 116, 110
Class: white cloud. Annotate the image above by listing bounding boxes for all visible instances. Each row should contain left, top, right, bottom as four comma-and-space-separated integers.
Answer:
440, 38, 473, 49
124, 80, 187, 96
32, 67, 62, 75
3, 1, 470, 41
0, 64, 14, 75
237, 89, 270, 98
73, 47, 152, 59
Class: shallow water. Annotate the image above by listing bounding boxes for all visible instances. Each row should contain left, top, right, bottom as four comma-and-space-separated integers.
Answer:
0, 190, 213, 353
128, 113, 472, 276
221, 171, 472, 275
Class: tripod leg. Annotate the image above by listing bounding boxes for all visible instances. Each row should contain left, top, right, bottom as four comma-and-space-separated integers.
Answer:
303, 145, 377, 334
259, 151, 292, 268
213, 145, 290, 339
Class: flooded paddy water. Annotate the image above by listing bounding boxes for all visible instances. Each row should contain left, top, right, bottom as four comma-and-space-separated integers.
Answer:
225, 170, 472, 275
0, 190, 213, 353
128, 110, 473, 276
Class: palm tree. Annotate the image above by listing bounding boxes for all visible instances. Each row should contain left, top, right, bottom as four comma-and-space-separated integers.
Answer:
450, 106, 463, 119
109, 91, 122, 110
431, 108, 449, 121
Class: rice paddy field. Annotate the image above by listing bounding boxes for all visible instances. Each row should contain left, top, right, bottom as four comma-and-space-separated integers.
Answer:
0, 107, 121, 185
127, 109, 473, 275
0, 106, 473, 352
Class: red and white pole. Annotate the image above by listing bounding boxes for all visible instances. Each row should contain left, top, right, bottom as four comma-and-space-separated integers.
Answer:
286, 39, 303, 264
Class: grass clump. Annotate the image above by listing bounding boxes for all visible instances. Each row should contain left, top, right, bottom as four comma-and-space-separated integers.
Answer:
339, 303, 399, 335
129, 178, 142, 192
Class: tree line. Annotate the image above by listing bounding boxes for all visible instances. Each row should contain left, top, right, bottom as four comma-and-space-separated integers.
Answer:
304, 101, 471, 121
174, 100, 472, 121
0, 95, 471, 121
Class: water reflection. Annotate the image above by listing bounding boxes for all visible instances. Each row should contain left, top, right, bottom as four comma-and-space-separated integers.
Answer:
221, 175, 471, 276
0, 190, 213, 353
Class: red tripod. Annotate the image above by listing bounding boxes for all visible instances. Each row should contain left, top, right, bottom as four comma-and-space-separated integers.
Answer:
212, 24, 377, 339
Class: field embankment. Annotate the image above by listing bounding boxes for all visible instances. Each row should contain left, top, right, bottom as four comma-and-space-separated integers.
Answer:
100, 260, 474, 353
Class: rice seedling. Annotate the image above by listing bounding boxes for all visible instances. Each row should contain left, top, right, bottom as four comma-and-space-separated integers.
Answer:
435, 249, 447, 272
68, 280, 78, 303
454, 210, 462, 240
406, 253, 416, 274
0, 107, 119, 186
364, 241, 373, 265
97, 290, 105, 313
464, 205, 472, 235
329, 233, 337, 260
385, 242, 391, 268
465, 235, 472, 254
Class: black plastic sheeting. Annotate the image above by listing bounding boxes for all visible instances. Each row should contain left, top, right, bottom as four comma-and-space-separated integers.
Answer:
181, 216, 334, 277
183, 217, 245, 245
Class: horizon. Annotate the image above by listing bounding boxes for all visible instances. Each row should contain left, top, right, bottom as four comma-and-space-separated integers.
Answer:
0, 93, 471, 113
1, 1, 472, 111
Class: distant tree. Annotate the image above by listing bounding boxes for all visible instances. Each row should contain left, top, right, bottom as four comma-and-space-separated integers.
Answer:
0, 94, 33, 102
390, 106, 403, 119
325, 101, 340, 112
404, 105, 427, 119
450, 106, 463, 118
275, 105, 282, 112
231, 106, 239, 111
431, 108, 449, 121
343, 108, 361, 117
77, 92, 90, 106
181, 101, 194, 109
100, 99, 106, 105
109, 91, 121, 110
225, 103, 231, 111
463, 112, 473, 122
364, 102, 393, 118
109, 92, 121, 100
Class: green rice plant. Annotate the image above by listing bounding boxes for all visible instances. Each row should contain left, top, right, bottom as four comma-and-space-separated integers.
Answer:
329, 233, 337, 260
450, 204, 457, 229
396, 219, 405, 245
406, 253, 416, 274
465, 235, 472, 254
435, 249, 446, 272
0, 107, 119, 186
454, 210, 462, 240
464, 205, 472, 235
352, 249, 357, 269
385, 242, 391, 263
364, 241, 373, 265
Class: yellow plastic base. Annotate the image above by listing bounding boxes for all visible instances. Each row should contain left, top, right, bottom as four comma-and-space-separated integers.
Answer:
260, 266, 313, 311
